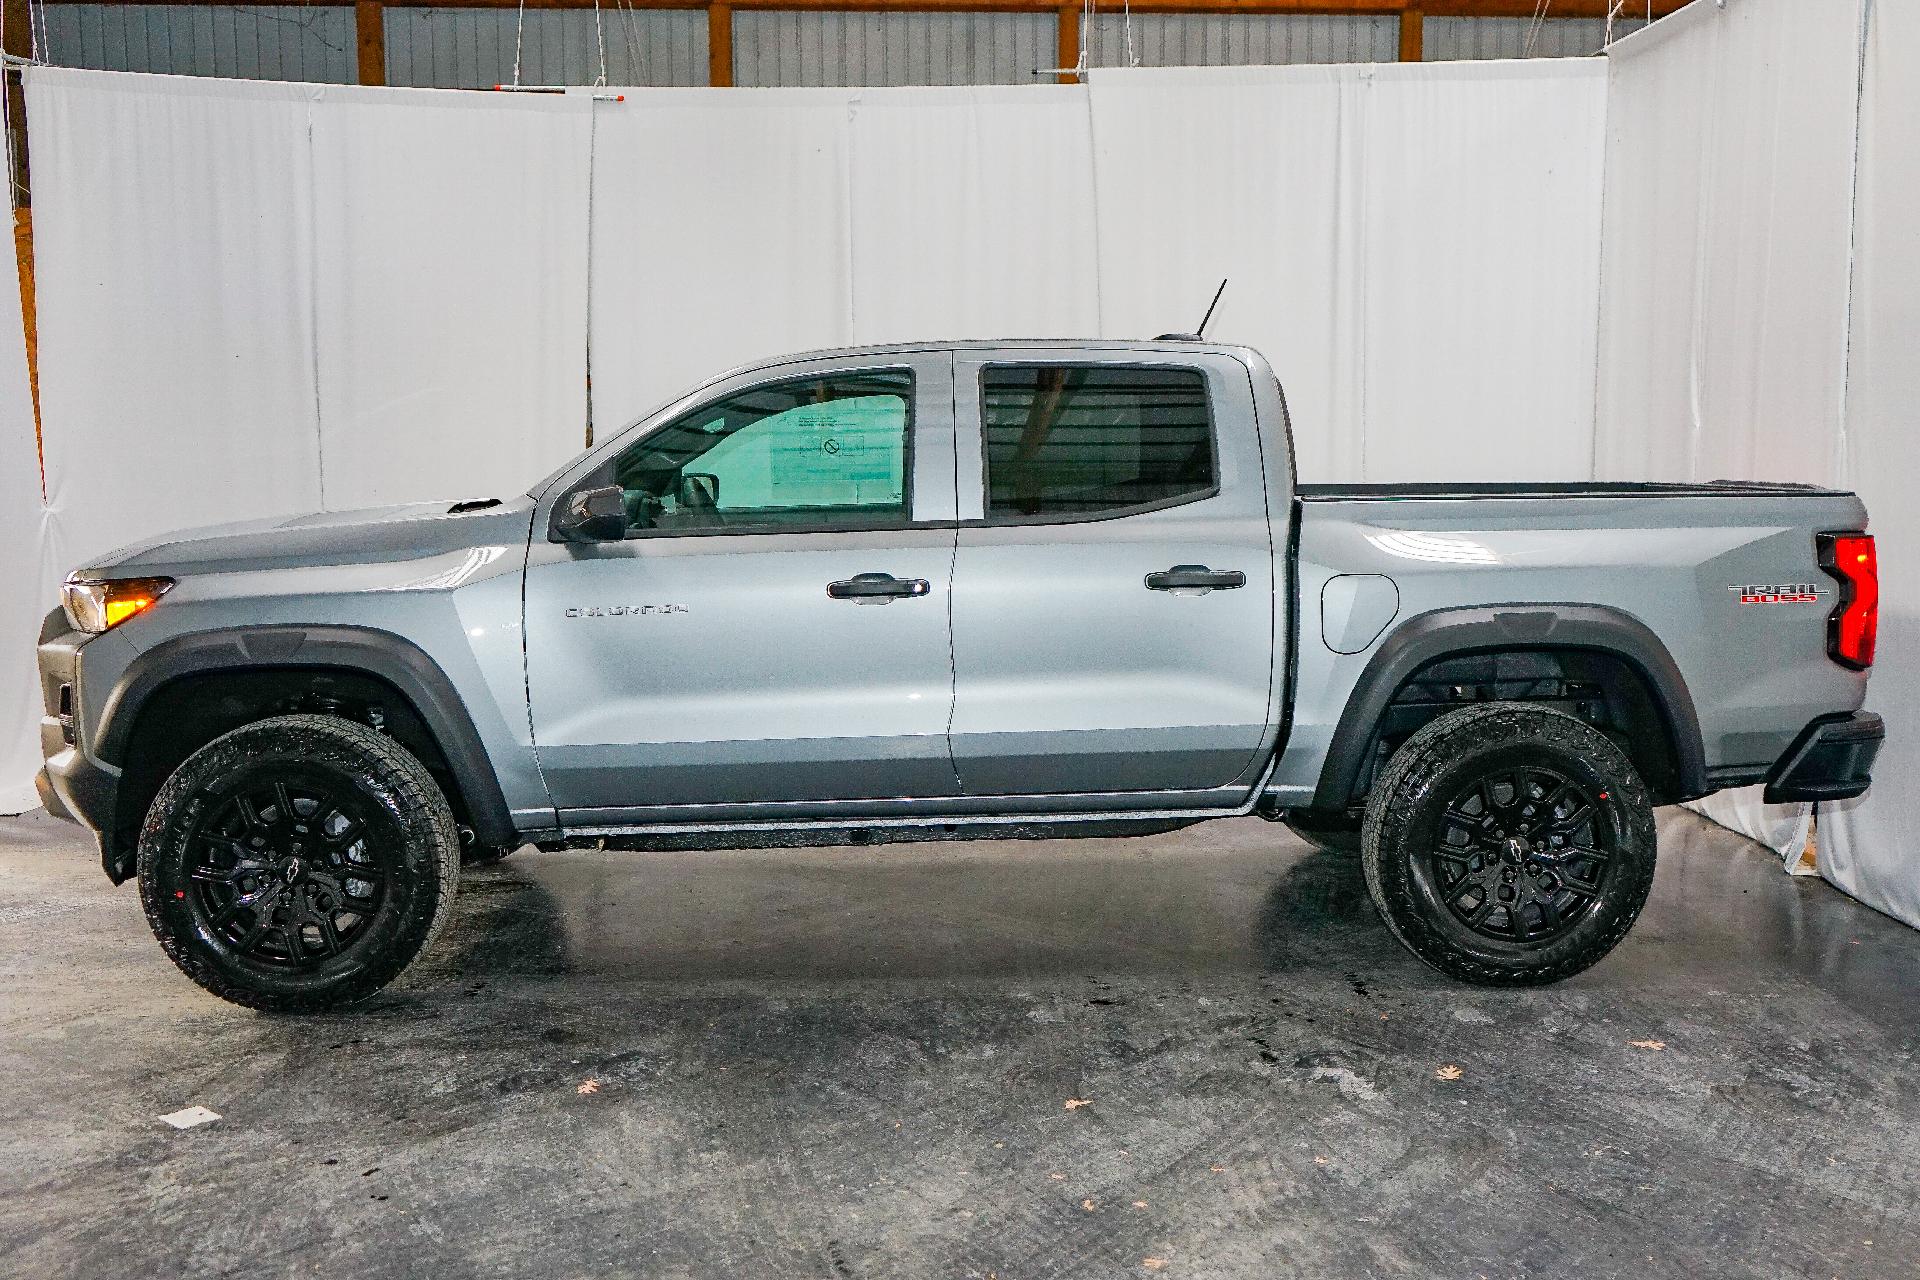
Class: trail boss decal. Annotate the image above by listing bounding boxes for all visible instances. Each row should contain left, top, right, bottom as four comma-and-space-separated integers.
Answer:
1729, 583, 1829, 605
565, 604, 688, 618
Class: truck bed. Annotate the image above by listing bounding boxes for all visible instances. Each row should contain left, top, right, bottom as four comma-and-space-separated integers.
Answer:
1270, 480, 1870, 809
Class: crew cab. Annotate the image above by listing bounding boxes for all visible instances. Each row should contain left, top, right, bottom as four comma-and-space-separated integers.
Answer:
36, 340, 1884, 1009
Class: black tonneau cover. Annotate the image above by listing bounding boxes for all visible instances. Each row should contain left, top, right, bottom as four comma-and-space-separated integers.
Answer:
1295, 480, 1849, 501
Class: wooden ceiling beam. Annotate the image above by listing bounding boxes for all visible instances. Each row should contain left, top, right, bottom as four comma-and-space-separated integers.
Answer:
28, 0, 1690, 16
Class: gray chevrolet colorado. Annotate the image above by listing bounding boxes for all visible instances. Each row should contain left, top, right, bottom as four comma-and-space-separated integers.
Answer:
35, 340, 1884, 1010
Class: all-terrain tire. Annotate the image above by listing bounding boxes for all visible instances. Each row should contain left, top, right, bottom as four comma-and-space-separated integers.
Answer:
137, 714, 461, 1012
1361, 702, 1657, 986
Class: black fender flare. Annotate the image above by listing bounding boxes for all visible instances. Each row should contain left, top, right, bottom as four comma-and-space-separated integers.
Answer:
96, 624, 516, 849
1309, 604, 1706, 811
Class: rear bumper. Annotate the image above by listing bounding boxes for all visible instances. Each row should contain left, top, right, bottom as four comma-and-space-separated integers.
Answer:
1764, 711, 1884, 804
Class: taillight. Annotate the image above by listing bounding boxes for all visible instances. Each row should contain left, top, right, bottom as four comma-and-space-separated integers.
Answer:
1817, 532, 1877, 669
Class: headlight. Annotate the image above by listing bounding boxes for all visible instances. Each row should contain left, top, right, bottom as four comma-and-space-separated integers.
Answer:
61, 576, 174, 633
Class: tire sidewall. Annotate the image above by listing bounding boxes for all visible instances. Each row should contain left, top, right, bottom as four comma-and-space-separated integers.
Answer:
1365, 705, 1657, 984
138, 716, 456, 1009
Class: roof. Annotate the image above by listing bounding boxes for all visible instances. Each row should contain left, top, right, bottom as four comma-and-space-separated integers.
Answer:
696, 337, 1266, 392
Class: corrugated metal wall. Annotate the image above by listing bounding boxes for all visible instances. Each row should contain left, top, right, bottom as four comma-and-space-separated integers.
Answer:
384, 8, 705, 89
1086, 13, 1397, 69
733, 11, 1055, 87
29, 8, 1631, 87
40, 4, 354, 83
1424, 17, 1626, 61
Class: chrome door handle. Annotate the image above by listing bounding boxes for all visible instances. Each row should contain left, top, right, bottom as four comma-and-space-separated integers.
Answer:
827, 572, 931, 603
1145, 565, 1246, 592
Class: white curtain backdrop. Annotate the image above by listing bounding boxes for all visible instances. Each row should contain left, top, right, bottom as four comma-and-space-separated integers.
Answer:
0, 245, 47, 813
584, 87, 858, 433
1087, 64, 1369, 479
586, 84, 1104, 433
17, 67, 593, 811
1355, 62, 1605, 482
587, 62, 1607, 472
29, 70, 325, 575
1592, 0, 1864, 870
29, 65, 1609, 507
310, 87, 591, 509
1594, 0, 1859, 486
1089, 60, 1606, 482
27, 66, 592, 567
845, 86, 1101, 347
1822, 0, 1920, 929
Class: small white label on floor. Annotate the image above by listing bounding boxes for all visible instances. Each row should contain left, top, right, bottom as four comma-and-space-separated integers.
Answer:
159, 1105, 221, 1130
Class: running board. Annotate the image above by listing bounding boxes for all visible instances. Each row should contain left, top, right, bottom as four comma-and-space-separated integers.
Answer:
544, 759, 1279, 852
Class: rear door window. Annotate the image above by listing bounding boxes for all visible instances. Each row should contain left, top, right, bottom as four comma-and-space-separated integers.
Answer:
979, 365, 1215, 520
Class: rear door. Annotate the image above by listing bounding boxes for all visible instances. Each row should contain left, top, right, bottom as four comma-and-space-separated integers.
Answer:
946, 348, 1276, 798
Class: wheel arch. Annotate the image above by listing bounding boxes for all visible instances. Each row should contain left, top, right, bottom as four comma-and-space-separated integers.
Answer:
95, 625, 514, 882
1309, 604, 1706, 813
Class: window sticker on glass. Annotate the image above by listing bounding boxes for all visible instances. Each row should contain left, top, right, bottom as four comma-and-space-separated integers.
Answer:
764, 397, 905, 507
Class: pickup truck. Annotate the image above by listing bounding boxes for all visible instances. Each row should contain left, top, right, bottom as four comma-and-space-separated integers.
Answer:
36, 340, 1884, 1011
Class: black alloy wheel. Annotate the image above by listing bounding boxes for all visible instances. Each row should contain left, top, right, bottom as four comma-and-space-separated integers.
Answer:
184, 769, 393, 969
1425, 765, 1614, 946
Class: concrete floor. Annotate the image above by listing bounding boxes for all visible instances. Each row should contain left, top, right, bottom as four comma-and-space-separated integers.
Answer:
2, 809, 1917, 1279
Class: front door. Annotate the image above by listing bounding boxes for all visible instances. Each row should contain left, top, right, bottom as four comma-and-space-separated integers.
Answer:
946, 349, 1277, 799
525, 352, 958, 821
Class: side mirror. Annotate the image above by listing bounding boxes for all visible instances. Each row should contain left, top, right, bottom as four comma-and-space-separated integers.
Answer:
675, 472, 720, 510
552, 484, 629, 543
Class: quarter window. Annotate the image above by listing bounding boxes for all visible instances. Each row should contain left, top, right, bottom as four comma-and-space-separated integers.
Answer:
609, 370, 912, 533
981, 365, 1214, 519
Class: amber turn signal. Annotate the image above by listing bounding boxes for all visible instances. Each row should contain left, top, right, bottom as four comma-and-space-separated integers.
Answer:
60, 576, 175, 634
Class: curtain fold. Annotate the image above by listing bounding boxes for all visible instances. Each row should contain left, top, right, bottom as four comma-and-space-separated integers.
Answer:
1592, 0, 1868, 878
846, 85, 1100, 347
1821, 0, 1920, 930
28, 68, 325, 576
583, 87, 859, 434
309, 86, 592, 509
0, 222, 46, 814
1087, 60, 1607, 483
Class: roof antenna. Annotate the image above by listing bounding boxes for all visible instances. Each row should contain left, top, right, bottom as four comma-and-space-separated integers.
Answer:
1157, 278, 1228, 342
1196, 278, 1228, 337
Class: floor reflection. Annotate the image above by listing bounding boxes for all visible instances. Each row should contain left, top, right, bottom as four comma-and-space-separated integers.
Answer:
420, 818, 1340, 984
408, 810, 1920, 1007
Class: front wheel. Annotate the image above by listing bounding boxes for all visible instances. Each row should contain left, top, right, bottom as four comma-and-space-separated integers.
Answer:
1361, 703, 1656, 986
137, 714, 461, 1012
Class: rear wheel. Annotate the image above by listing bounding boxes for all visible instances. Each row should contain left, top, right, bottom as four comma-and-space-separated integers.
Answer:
137, 714, 460, 1012
1361, 702, 1656, 986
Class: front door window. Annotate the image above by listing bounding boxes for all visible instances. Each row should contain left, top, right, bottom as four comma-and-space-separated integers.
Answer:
610, 370, 913, 534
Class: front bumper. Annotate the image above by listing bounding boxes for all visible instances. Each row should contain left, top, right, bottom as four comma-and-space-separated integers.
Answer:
35, 610, 123, 873
1764, 711, 1885, 804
